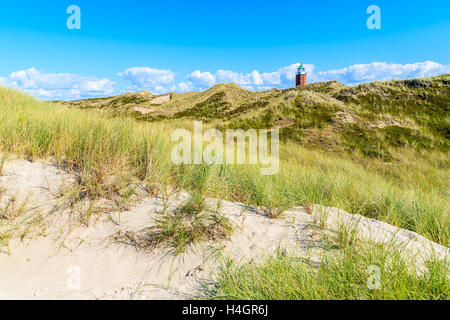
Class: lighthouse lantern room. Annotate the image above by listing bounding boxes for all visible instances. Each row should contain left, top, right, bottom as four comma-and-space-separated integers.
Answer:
296, 64, 307, 87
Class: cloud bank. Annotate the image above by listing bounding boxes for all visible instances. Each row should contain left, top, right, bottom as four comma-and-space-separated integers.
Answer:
121, 61, 449, 93
308, 61, 450, 85
1, 61, 448, 100
0, 68, 116, 100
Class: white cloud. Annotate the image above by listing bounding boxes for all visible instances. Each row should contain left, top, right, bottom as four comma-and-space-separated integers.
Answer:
171, 81, 191, 93
170, 71, 218, 92
186, 70, 216, 89
310, 61, 450, 85
118, 67, 175, 94
0, 68, 116, 100
214, 69, 265, 89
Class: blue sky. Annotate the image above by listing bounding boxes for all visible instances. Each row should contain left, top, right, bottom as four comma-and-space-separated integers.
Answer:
0, 0, 449, 99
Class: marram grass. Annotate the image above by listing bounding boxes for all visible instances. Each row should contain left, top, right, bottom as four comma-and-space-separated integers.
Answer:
205, 243, 449, 300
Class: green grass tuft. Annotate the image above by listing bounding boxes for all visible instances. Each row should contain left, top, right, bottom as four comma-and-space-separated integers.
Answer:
206, 243, 449, 300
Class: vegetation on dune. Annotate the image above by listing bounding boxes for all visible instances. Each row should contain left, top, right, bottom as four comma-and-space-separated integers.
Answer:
1, 75, 449, 247
174, 92, 232, 119
206, 242, 449, 300
56, 75, 450, 161
115, 193, 233, 255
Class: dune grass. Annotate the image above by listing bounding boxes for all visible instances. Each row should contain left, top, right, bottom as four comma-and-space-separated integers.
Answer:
115, 192, 234, 255
205, 242, 449, 300
0, 87, 448, 246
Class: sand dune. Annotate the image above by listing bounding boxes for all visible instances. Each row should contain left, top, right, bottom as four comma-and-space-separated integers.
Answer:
0, 157, 447, 299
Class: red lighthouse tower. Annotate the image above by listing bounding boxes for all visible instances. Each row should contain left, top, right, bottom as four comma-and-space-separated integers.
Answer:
296, 64, 307, 87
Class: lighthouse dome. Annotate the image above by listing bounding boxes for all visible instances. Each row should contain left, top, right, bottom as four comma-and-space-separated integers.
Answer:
297, 64, 306, 75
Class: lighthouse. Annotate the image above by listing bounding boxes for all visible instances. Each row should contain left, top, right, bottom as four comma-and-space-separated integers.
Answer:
296, 64, 307, 87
